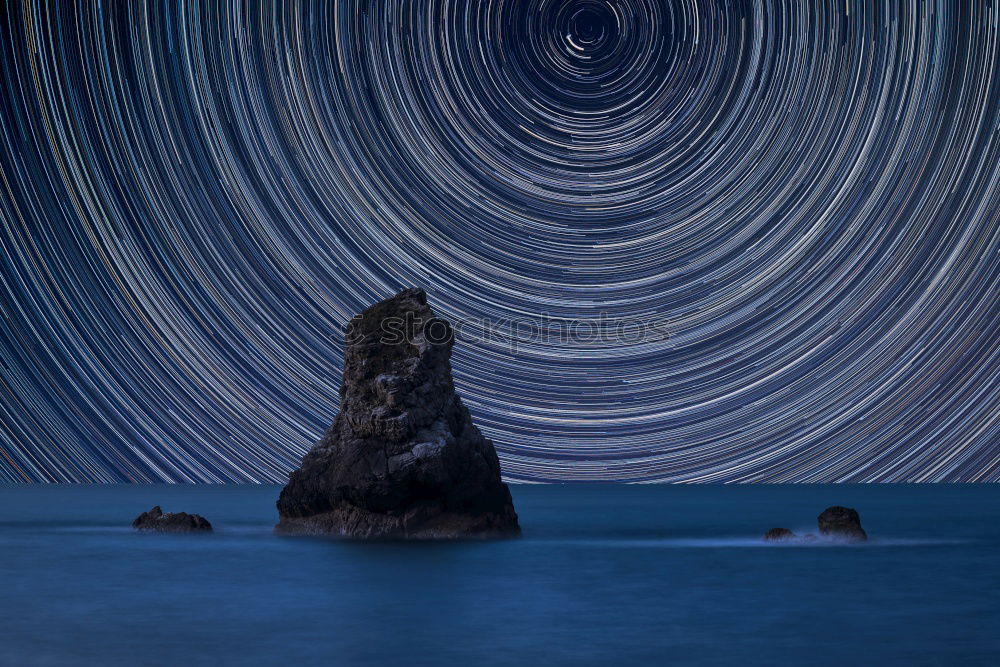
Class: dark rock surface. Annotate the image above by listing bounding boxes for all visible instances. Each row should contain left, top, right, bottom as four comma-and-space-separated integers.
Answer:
817, 505, 867, 541
762, 506, 868, 543
275, 288, 520, 539
132, 506, 212, 533
763, 527, 796, 542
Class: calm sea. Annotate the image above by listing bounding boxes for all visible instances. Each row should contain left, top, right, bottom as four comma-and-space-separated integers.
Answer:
0, 484, 997, 666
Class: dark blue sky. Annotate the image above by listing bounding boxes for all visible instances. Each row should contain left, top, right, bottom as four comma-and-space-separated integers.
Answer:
1, 0, 998, 482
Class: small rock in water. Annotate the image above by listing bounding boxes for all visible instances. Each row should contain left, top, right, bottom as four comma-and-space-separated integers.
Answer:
763, 527, 797, 542
132, 506, 213, 533
817, 506, 867, 542
762, 507, 868, 543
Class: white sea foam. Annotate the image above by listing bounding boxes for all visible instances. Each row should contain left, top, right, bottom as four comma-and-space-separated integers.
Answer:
539, 536, 968, 548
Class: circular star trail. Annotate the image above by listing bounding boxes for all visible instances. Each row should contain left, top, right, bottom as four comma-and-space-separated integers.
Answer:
1, 1, 999, 483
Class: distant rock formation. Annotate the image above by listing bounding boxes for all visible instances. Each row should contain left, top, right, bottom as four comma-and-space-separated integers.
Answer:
762, 506, 867, 543
132, 506, 212, 533
817, 506, 867, 541
275, 288, 520, 539
763, 527, 796, 542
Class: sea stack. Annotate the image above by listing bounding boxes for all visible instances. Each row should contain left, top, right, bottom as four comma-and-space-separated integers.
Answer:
817, 506, 867, 541
132, 506, 213, 533
275, 288, 520, 539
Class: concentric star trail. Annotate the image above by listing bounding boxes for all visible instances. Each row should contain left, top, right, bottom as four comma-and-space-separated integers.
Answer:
1, 1, 998, 483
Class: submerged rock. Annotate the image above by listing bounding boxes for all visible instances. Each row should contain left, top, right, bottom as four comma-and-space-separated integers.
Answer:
817, 506, 867, 541
763, 527, 796, 542
275, 288, 520, 539
132, 506, 212, 533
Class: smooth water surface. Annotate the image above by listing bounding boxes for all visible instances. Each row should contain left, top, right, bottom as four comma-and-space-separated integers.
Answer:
0, 484, 997, 666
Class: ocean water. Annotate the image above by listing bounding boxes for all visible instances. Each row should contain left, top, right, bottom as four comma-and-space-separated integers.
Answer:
0, 484, 997, 666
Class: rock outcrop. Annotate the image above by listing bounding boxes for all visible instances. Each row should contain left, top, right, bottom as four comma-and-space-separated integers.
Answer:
132, 506, 212, 533
275, 288, 520, 539
763, 527, 796, 542
817, 506, 867, 541
762, 506, 868, 543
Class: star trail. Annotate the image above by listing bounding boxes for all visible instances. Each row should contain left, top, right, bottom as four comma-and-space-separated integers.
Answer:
1, 0, 999, 483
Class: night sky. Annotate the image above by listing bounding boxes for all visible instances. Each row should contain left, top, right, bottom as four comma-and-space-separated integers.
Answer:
1, 1, 998, 483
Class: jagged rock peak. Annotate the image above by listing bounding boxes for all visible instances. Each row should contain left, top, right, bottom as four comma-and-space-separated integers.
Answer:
275, 288, 520, 539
